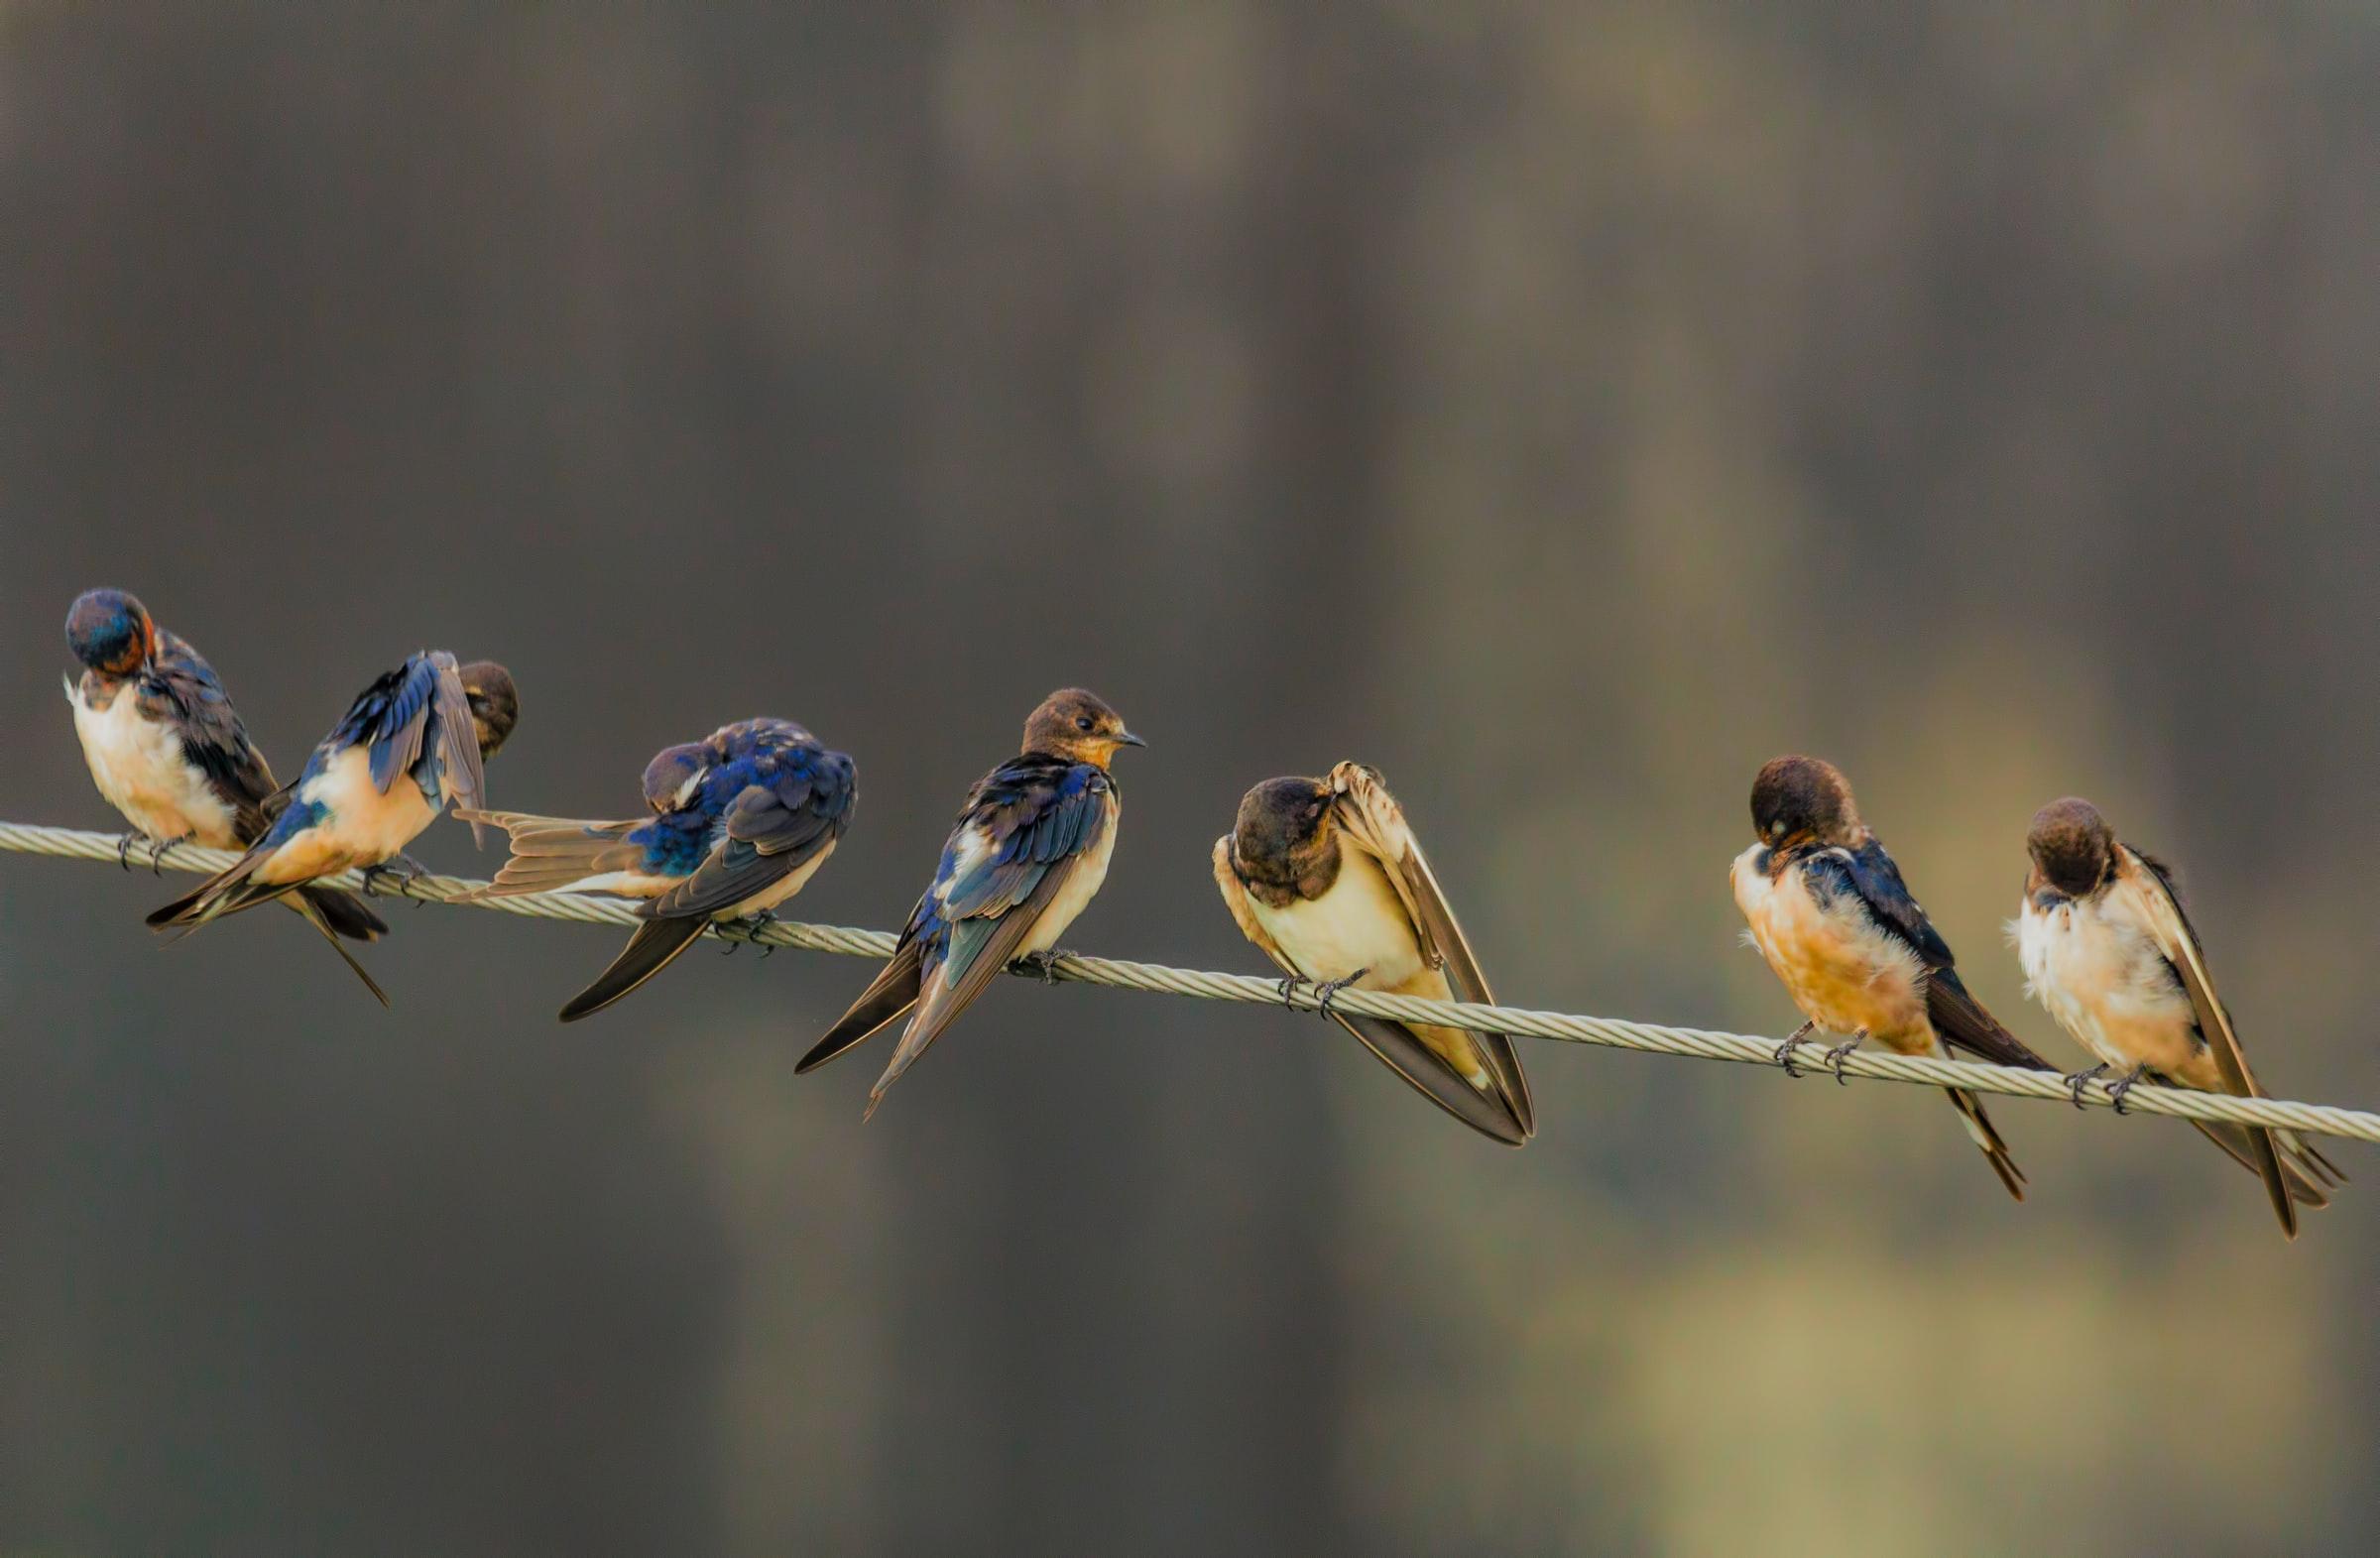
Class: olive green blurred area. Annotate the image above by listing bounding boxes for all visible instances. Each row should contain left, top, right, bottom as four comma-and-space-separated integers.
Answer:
5, 4, 2378, 1554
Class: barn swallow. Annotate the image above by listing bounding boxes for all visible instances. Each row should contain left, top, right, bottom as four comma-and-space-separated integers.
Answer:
1213, 763, 1533, 1144
1730, 756, 2053, 1200
145, 652, 519, 1001
795, 688, 1141, 1118
62, 588, 394, 1000
458, 717, 857, 1021
2014, 797, 2345, 1238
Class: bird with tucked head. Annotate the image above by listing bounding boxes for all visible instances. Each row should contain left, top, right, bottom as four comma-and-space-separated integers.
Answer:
1214, 762, 1533, 1144
459, 716, 856, 1021
146, 650, 521, 1006
1731, 755, 2050, 1199
62, 587, 394, 1000
2013, 796, 2344, 1237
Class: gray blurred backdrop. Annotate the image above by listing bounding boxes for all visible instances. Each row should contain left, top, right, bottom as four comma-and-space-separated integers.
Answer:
4, 5, 2378, 1555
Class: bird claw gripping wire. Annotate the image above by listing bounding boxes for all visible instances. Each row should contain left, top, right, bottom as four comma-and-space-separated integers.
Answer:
1312, 969, 1369, 1019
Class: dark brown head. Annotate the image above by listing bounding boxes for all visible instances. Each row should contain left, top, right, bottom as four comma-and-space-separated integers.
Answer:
1020, 687, 1143, 766
2027, 796, 2115, 897
1231, 775, 1336, 880
1748, 755, 1862, 850
64, 588, 156, 678
642, 742, 711, 812
458, 660, 520, 759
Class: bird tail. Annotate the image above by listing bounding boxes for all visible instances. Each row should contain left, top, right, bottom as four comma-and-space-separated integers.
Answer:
557, 916, 712, 1022
1926, 972, 2054, 1071
146, 840, 296, 928
451, 809, 651, 899
796, 940, 923, 1074
298, 884, 388, 941
1946, 1087, 2027, 1201
2188, 1118, 2346, 1238
283, 893, 391, 1008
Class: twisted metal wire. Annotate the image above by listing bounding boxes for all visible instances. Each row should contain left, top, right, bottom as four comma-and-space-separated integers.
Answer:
4, 818, 2374, 1147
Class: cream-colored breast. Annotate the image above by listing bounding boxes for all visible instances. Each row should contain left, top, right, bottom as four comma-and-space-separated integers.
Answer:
68, 678, 242, 847
258, 745, 440, 884
2015, 888, 2201, 1075
1017, 792, 1120, 955
1732, 843, 1930, 1046
1248, 845, 1426, 989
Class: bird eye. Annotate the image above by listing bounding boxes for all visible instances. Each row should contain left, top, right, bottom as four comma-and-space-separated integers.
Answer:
1075, 715, 1095, 732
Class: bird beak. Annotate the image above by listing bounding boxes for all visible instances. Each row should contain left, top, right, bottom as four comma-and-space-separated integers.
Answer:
1114, 730, 1147, 749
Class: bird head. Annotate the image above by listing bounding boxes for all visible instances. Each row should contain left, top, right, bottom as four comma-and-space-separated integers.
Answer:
1233, 775, 1337, 871
64, 588, 156, 678
1021, 687, 1143, 765
642, 742, 713, 813
2027, 796, 2116, 897
457, 661, 520, 759
1749, 755, 1862, 851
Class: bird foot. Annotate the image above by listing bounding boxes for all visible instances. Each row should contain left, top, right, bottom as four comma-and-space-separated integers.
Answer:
360, 855, 428, 899
2105, 1063, 2150, 1116
1016, 949, 1076, 985
1313, 969, 1370, 1019
1823, 1032, 1866, 1086
2064, 1062, 2110, 1110
738, 910, 781, 956
1773, 1020, 1818, 1078
1275, 974, 1312, 1010
117, 831, 153, 871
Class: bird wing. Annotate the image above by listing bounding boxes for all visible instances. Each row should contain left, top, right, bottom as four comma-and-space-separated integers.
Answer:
1823, 841, 2051, 1071
647, 749, 854, 921
862, 762, 1114, 1113
2120, 845, 2297, 1235
142, 631, 279, 839
1325, 762, 1533, 1134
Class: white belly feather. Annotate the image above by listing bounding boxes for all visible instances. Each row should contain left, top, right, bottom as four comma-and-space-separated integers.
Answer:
2015, 892, 2198, 1075
68, 679, 241, 847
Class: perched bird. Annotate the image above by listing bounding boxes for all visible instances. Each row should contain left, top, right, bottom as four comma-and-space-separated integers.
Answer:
1730, 756, 2051, 1200
62, 587, 393, 1001
459, 718, 857, 1021
146, 652, 519, 999
2014, 797, 2344, 1238
796, 688, 1142, 1117
1213, 763, 1533, 1145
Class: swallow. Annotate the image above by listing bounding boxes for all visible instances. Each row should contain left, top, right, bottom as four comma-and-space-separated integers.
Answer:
795, 688, 1142, 1117
458, 717, 857, 1021
2014, 797, 2344, 1238
62, 588, 395, 1000
1730, 756, 2053, 1200
1213, 763, 1533, 1144
145, 652, 519, 998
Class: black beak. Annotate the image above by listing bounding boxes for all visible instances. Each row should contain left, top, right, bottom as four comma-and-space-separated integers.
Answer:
1114, 729, 1147, 749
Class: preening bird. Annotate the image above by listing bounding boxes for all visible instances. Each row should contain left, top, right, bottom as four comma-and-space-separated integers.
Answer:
2013, 797, 2344, 1238
62, 587, 393, 1002
1730, 756, 2051, 1200
797, 688, 1141, 1119
1213, 762, 1533, 1144
145, 651, 519, 1006
459, 717, 856, 1021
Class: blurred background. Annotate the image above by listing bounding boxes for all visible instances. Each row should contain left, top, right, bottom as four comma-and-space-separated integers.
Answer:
4, 4, 2377, 1553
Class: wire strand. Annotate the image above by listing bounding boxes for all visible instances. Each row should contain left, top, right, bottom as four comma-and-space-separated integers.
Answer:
5, 817, 2374, 1147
